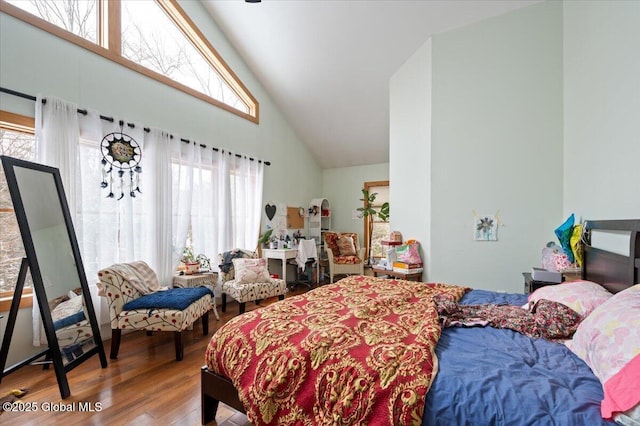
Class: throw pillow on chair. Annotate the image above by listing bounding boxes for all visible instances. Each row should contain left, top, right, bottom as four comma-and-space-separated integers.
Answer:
220, 254, 287, 315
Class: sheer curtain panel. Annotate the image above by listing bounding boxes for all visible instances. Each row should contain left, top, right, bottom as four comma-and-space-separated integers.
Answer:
32, 95, 81, 345
33, 93, 266, 327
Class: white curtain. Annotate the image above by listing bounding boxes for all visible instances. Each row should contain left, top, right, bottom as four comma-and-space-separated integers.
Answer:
141, 128, 174, 285
77, 118, 179, 323
191, 151, 264, 255
191, 148, 225, 290
189, 150, 263, 297
34, 94, 266, 329
32, 95, 80, 345
76, 112, 149, 325
171, 140, 195, 271
35, 95, 80, 217
229, 154, 264, 251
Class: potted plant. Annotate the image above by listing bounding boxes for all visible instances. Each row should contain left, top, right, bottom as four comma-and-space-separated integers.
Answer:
357, 189, 390, 264
181, 246, 200, 275
255, 228, 274, 257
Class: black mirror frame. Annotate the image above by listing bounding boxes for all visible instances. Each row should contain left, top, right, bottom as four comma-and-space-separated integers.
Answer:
0, 155, 107, 398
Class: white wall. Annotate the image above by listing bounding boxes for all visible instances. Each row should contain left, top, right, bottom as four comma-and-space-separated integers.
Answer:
390, 40, 432, 279
563, 1, 640, 220
0, 0, 320, 365
391, 1, 564, 292
321, 163, 389, 245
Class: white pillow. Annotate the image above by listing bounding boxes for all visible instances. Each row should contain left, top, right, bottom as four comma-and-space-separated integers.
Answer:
232, 258, 271, 284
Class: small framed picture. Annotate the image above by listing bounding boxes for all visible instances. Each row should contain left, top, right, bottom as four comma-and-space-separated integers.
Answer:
474, 214, 498, 241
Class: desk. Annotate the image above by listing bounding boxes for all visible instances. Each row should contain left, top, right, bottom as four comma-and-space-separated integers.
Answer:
372, 267, 423, 282
262, 248, 298, 283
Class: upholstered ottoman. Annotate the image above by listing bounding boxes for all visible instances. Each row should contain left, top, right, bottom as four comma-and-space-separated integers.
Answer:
98, 261, 214, 361
219, 255, 288, 314
221, 278, 287, 314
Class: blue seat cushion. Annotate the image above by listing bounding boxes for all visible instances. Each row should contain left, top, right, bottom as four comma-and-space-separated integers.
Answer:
123, 287, 213, 311
54, 311, 86, 330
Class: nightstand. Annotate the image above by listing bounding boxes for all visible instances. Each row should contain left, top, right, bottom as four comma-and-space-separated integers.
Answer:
522, 272, 559, 294
561, 271, 582, 282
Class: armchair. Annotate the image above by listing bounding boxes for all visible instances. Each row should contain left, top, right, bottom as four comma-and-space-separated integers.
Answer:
323, 232, 365, 283
218, 249, 287, 315
98, 261, 213, 361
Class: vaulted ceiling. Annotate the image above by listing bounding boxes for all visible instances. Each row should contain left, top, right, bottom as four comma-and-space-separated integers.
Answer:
203, 1, 540, 169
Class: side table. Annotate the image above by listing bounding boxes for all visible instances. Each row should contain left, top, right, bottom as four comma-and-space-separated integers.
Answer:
372, 267, 422, 282
523, 272, 558, 294
173, 272, 219, 320
523, 270, 583, 294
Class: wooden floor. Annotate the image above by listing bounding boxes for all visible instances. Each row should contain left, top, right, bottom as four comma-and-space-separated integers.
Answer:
0, 287, 312, 426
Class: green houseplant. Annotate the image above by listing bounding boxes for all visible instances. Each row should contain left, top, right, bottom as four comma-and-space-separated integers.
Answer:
181, 246, 200, 275
357, 189, 390, 263
255, 228, 274, 255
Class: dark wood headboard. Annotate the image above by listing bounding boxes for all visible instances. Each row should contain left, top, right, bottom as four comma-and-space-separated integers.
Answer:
583, 219, 640, 293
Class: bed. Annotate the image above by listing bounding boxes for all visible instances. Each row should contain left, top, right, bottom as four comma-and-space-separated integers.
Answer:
201, 219, 640, 425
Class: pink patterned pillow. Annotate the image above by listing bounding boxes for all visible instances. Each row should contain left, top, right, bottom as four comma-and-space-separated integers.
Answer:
566, 284, 640, 421
232, 258, 271, 284
566, 284, 640, 382
527, 280, 612, 318
601, 354, 640, 420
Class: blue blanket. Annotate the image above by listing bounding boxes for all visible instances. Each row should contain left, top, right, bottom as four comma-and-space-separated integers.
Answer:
123, 287, 213, 311
54, 311, 85, 330
422, 289, 612, 425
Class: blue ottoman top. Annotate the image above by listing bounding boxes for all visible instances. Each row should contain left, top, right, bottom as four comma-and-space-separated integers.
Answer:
123, 287, 213, 311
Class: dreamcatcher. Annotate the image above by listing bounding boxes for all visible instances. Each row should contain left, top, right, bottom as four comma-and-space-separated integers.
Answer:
100, 123, 142, 200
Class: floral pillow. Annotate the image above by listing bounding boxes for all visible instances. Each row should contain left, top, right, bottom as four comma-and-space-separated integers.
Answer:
232, 258, 271, 284
527, 280, 612, 318
337, 234, 356, 256
324, 232, 341, 255
565, 284, 640, 420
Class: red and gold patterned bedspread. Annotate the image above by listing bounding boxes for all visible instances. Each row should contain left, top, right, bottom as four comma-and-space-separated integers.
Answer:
205, 275, 468, 425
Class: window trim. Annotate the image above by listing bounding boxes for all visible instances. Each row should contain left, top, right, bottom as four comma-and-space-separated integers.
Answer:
363, 180, 389, 260
0, 287, 33, 312
0, 110, 35, 312
0, 0, 259, 123
0, 110, 35, 134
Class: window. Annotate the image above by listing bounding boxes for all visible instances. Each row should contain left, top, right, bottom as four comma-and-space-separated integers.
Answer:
363, 180, 390, 259
1, 0, 258, 122
5, 0, 98, 42
0, 111, 35, 311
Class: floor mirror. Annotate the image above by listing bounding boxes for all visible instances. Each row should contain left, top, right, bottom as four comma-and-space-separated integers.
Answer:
0, 155, 107, 398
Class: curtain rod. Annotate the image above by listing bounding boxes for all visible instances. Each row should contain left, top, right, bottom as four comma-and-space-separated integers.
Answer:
0, 86, 271, 166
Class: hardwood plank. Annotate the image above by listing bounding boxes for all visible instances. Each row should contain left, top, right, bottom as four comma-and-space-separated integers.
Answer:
0, 289, 310, 425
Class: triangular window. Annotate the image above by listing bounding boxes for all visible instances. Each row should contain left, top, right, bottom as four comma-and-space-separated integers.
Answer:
2, 0, 258, 122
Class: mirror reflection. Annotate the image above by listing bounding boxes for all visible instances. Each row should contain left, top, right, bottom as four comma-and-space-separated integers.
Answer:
14, 166, 96, 365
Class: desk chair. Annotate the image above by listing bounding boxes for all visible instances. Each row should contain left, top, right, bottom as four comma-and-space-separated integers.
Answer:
288, 239, 318, 290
